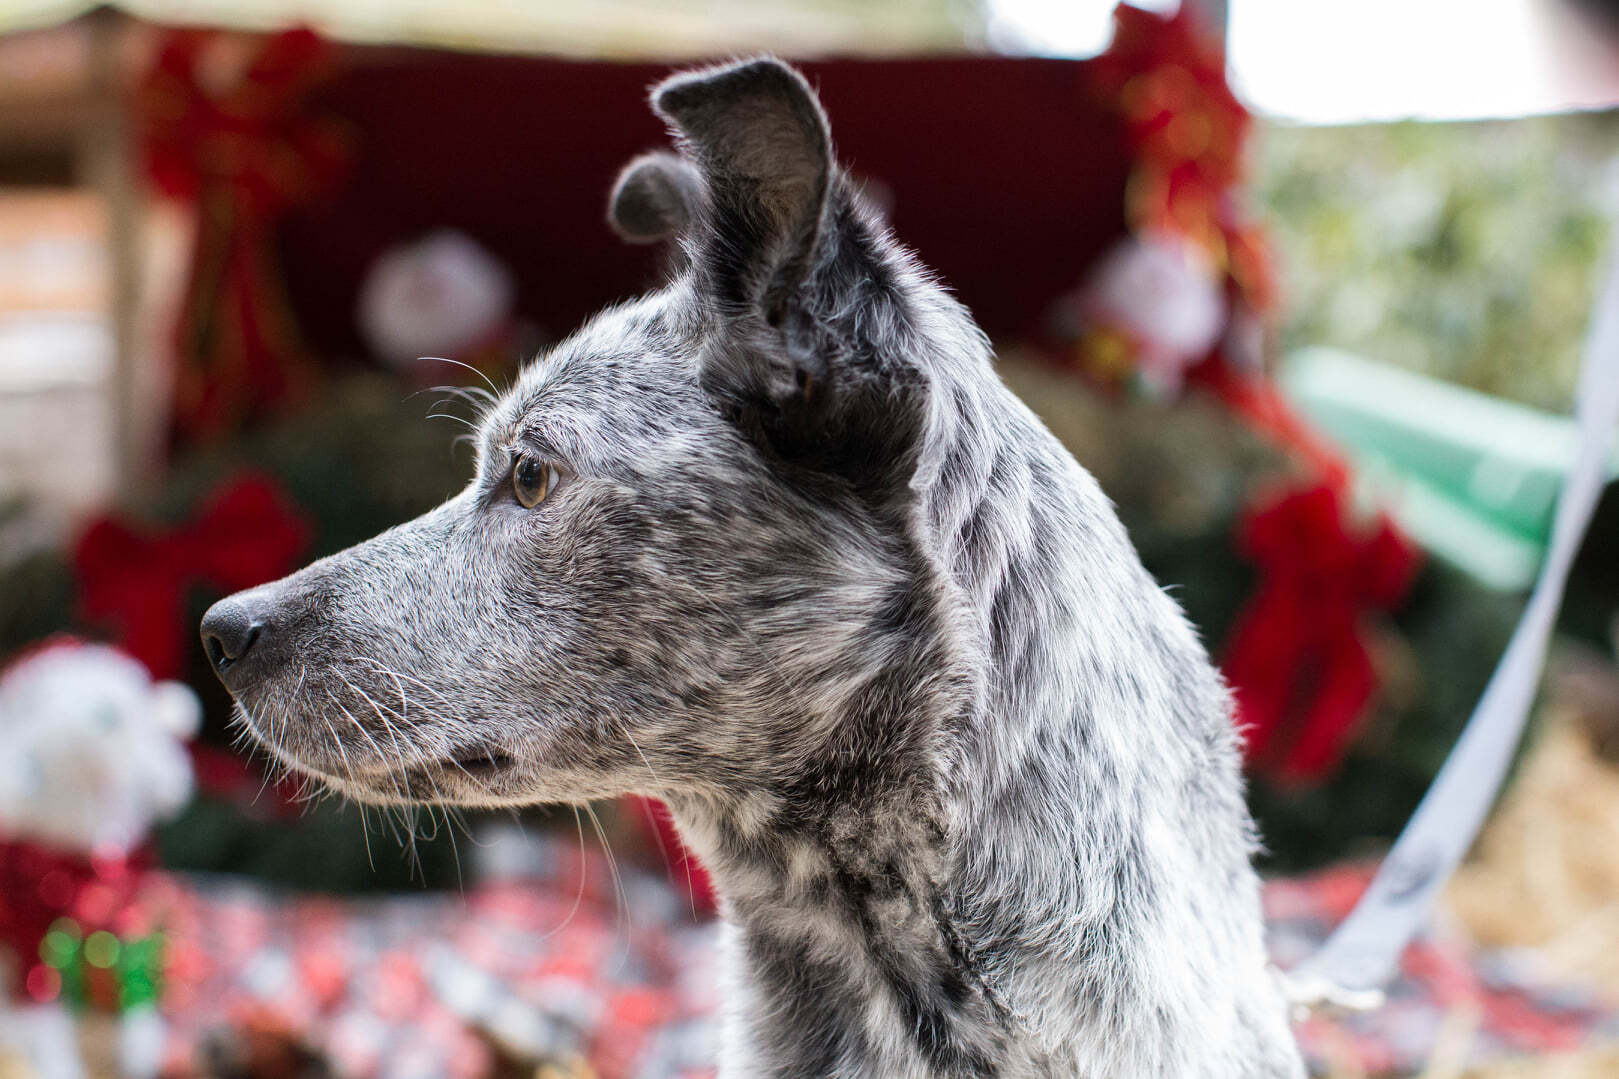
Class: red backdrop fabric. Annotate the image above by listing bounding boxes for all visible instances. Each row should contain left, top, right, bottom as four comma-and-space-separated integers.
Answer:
274, 53, 1132, 359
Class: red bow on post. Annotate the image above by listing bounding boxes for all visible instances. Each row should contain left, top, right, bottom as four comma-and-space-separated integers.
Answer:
1223, 483, 1421, 784
139, 28, 350, 443
73, 474, 310, 681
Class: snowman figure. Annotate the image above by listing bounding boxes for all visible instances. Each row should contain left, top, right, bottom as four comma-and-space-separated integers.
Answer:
0, 641, 199, 1079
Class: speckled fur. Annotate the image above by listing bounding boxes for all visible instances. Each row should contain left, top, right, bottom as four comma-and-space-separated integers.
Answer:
208, 58, 1304, 1078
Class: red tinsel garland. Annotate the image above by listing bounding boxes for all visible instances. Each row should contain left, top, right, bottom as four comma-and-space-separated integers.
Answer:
1090, 1, 1271, 308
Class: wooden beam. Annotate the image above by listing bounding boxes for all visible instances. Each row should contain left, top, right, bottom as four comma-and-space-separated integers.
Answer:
81, 8, 153, 497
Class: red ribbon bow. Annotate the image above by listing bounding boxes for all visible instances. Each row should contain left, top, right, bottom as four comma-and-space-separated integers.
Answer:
73, 474, 310, 681
1223, 483, 1421, 784
139, 28, 349, 443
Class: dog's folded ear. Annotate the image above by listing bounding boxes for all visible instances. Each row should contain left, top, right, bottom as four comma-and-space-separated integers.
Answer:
651, 57, 832, 322
608, 151, 701, 244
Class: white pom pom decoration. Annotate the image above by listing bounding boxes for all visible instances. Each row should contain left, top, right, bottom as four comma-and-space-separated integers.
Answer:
356, 229, 515, 371
1081, 231, 1227, 394
0, 643, 198, 856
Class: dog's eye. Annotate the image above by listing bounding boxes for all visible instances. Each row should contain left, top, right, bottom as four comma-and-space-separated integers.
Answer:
512, 455, 560, 508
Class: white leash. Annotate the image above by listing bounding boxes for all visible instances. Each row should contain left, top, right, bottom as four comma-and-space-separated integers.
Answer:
1286, 247, 1619, 1010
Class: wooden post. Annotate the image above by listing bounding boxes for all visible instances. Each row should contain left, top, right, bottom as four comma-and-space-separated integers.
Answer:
82, 9, 152, 497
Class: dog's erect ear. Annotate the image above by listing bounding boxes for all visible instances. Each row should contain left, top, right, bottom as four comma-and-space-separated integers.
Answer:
608, 151, 700, 244
645, 59, 918, 490
651, 57, 831, 322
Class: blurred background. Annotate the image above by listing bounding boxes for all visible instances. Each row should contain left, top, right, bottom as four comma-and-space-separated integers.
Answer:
0, 0, 1617, 1076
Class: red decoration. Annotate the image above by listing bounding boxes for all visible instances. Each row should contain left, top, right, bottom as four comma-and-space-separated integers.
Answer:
0, 840, 151, 1006
1057, 3, 1287, 406
73, 473, 310, 681
1222, 483, 1421, 784
139, 28, 350, 443
1090, 1, 1267, 303
1067, 6, 1424, 786
627, 796, 716, 918
1076, 5, 1348, 476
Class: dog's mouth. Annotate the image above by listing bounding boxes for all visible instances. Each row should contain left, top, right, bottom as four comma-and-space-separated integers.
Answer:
238, 707, 518, 793
232, 694, 530, 804
444, 748, 517, 776
328, 749, 519, 805
371, 748, 517, 804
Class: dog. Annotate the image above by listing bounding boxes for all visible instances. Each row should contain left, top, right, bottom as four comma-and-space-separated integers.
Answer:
201, 57, 1304, 1079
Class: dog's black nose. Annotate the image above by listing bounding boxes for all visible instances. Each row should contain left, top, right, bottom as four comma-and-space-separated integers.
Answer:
200, 597, 266, 680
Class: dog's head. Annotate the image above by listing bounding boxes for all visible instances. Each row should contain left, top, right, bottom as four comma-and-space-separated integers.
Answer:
202, 58, 985, 809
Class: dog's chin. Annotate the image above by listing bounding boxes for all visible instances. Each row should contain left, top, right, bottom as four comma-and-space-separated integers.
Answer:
232, 703, 529, 807
296, 751, 532, 808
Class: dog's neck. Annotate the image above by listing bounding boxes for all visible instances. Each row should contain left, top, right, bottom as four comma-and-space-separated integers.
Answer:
662, 387, 1122, 1077
668, 363, 1290, 1077
666, 772, 1016, 1078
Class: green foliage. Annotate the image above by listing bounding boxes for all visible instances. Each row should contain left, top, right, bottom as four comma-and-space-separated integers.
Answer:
155, 796, 465, 893
1253, 113, 1619, 412
0, 547, 75, 657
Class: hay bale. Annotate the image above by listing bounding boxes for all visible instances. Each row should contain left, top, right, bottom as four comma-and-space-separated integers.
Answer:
1445, 711, 1619, 999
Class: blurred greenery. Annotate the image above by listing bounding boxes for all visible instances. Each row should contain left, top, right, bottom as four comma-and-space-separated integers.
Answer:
1253, 112, 1619, 412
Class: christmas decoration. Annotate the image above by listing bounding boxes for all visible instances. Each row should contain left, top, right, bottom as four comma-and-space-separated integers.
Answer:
1062, 2, 1274, 396
1222, 484, 1421, 783
0, 642, 198, 1078
356, 230, 523, 379
1045, 4, 1421, 789
139, 28, 351, 443
1066, 230, 1227, 395
0, 642, 199, 856
74, 473, 310, 682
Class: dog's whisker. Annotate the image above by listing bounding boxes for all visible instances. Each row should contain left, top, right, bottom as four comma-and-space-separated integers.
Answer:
331, 673, 415, 808
425, 410, 479, 432
583, 801, 632, 968
436, 800, 466, 894
526, 805, 592, 945
358, 802, 377, 873
320, 714, 356, 782
419, 355, 500, 399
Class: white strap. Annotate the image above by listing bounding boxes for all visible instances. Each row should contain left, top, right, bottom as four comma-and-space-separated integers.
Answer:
1287, 247, 1619, 1007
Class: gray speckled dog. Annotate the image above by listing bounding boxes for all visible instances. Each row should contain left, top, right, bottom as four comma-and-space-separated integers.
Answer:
201, 58, 1304, 1079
